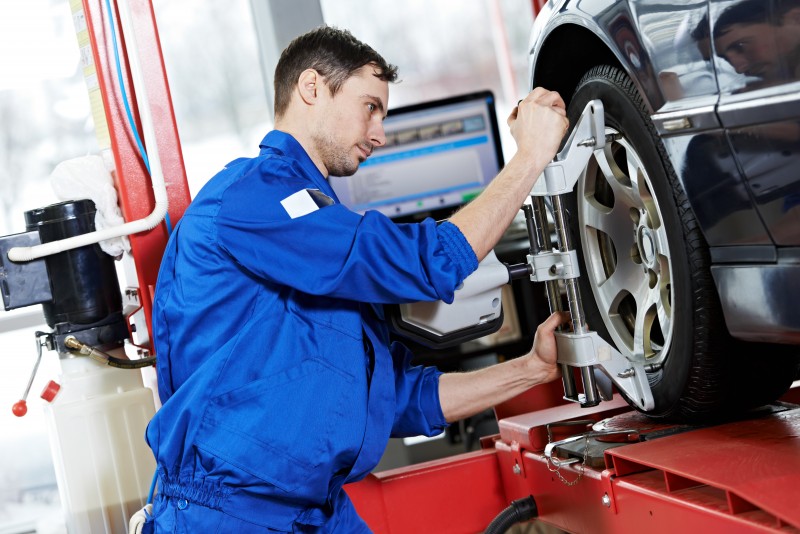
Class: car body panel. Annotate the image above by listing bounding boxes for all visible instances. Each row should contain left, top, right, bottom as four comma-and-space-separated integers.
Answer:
531, 0, 768, 249
660, 131, 772, 246
709, 0, 800, 248
531, 0, 718, 114
712, 264, 800, 343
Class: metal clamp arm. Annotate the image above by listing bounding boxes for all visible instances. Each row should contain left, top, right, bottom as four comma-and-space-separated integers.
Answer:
554, 331, 655, 411
531, 100, 606, 197
526, 250, 580, 282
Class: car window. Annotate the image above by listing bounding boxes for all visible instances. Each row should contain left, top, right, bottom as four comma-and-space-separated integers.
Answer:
711, 0, 800, 94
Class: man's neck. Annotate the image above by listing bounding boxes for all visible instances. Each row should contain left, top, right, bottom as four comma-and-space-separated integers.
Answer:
273, 119, 328, 177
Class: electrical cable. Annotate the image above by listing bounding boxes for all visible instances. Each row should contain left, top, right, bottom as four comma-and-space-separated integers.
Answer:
104, 0, 149, 173
103, 0, 173, 234
484, 495, 539, 534
146, 468, 158, 504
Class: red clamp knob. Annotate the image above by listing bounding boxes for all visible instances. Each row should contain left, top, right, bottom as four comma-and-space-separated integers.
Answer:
40, 380, 61, 403
13, 332, 54, 417
11, 400, 27, 417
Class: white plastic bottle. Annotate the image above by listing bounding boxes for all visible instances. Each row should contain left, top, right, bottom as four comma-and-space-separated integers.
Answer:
44, 354, 156, 533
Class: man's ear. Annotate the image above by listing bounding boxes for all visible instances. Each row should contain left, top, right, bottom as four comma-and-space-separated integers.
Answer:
297, 69, 320, 105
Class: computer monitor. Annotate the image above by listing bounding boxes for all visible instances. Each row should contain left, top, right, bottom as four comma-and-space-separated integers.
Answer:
329, 90, 504, 223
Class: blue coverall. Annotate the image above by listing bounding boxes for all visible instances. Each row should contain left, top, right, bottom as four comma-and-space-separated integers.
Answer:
145, 131, 479, 532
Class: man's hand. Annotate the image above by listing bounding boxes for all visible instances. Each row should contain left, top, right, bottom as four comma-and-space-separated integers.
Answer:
450, 87, 569, 262
519, 311, 571, 386
509, 88, 569, 170
438, 311, 572, 423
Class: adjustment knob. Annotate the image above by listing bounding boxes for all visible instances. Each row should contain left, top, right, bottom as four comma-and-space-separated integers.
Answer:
11, 400, 27, 417
41, 381, 61, 403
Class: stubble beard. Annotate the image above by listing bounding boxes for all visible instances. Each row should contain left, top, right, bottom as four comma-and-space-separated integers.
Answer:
313, 132, 360, 178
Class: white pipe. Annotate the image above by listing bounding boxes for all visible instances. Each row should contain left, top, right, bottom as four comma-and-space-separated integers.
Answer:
8, 0, 168, 263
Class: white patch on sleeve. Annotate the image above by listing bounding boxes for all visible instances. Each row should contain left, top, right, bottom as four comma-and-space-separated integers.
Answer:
280, 190, 320, 219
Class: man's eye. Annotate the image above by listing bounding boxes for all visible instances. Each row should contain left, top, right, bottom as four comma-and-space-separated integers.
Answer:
367, 103, 376, 113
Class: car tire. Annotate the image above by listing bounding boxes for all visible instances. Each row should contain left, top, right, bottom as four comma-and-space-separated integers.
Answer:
563, 65, 799, 421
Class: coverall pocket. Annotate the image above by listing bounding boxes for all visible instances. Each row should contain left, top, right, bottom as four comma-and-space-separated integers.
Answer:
196, 358, 354, 493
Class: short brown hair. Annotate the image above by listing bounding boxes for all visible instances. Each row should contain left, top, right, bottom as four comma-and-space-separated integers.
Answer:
273, 26, 398, 118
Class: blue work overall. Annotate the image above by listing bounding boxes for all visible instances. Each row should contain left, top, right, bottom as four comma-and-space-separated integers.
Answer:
145, 131, 478, 532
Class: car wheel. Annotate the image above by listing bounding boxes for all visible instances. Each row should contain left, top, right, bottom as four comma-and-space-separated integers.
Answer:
563, 65, 799, 421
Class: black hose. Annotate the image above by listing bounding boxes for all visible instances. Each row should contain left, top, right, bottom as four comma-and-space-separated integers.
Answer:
100, 353, 156, 369
84, 347, 156, 369
65, 336, 156, 369
484, 495, 538, 534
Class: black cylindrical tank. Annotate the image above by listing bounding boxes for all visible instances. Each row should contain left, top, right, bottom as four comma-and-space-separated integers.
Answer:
24, 200, 122, 328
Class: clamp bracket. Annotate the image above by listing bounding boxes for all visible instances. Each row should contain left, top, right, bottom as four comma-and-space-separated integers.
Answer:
555, 331, 655, 411
531, 100, 606, 197
526, 250, 580, 282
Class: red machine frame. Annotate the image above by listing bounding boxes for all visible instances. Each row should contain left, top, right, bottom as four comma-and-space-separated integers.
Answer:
346, 382, 800, 534
346, 385, 800, 533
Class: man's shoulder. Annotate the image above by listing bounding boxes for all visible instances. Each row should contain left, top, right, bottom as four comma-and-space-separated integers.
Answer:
192, 153, 308, 205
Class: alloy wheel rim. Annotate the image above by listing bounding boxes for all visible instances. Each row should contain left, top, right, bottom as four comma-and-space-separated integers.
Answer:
576, 128, 674, 366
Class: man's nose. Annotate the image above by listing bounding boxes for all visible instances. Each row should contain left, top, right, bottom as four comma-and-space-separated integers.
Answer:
728, 54, 749, 74
370, 122, 386, 148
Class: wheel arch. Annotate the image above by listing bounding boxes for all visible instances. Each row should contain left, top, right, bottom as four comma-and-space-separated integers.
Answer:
531, 20, 662, 115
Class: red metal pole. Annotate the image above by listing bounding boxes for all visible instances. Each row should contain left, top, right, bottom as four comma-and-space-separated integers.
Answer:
80, 0, 191, 349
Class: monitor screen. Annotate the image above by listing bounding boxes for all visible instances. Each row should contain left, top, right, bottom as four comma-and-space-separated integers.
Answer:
329, 91, 504, 222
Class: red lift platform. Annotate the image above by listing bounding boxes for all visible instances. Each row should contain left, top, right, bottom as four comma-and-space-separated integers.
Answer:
346, 382, 800, 533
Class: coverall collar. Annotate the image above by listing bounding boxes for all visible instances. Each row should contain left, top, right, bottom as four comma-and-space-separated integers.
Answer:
259, 130, 341, 203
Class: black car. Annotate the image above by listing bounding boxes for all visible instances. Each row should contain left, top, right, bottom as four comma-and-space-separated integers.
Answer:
528, 0, 800, 420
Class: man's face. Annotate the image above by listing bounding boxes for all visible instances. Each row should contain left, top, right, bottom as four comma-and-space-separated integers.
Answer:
715, 22, 782, 79
313, 65, 389, 177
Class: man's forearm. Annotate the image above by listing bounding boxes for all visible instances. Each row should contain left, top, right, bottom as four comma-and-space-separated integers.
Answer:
437, 355, 552, 423
449, 154, 546, 262
448, 88, 568, 262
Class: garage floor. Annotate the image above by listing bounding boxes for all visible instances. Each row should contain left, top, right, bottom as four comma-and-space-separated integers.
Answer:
508, 522, 566, 533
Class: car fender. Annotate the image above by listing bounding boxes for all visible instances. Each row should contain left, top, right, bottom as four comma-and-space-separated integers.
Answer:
530, 0, 665, 114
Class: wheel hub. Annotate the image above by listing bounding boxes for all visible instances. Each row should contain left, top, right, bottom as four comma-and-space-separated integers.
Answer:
637, 225, 658, 269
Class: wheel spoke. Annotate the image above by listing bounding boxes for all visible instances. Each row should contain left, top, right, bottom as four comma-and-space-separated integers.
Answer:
580, 194, 609, 230
635, 164, 662, 230
633, 281, 661, 358
652, 224, 671, 265
596, 259, 644, 312
594, 145, 645, 212
656, 295, 671, 343
625, 151, 648, 212
656, 255, 672, 335
581, 198, 632, 251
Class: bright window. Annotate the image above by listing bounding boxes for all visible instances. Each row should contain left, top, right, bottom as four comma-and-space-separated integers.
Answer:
152, 0, 271, 196
0, 0, 88, 531
320, 0, 534, 162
